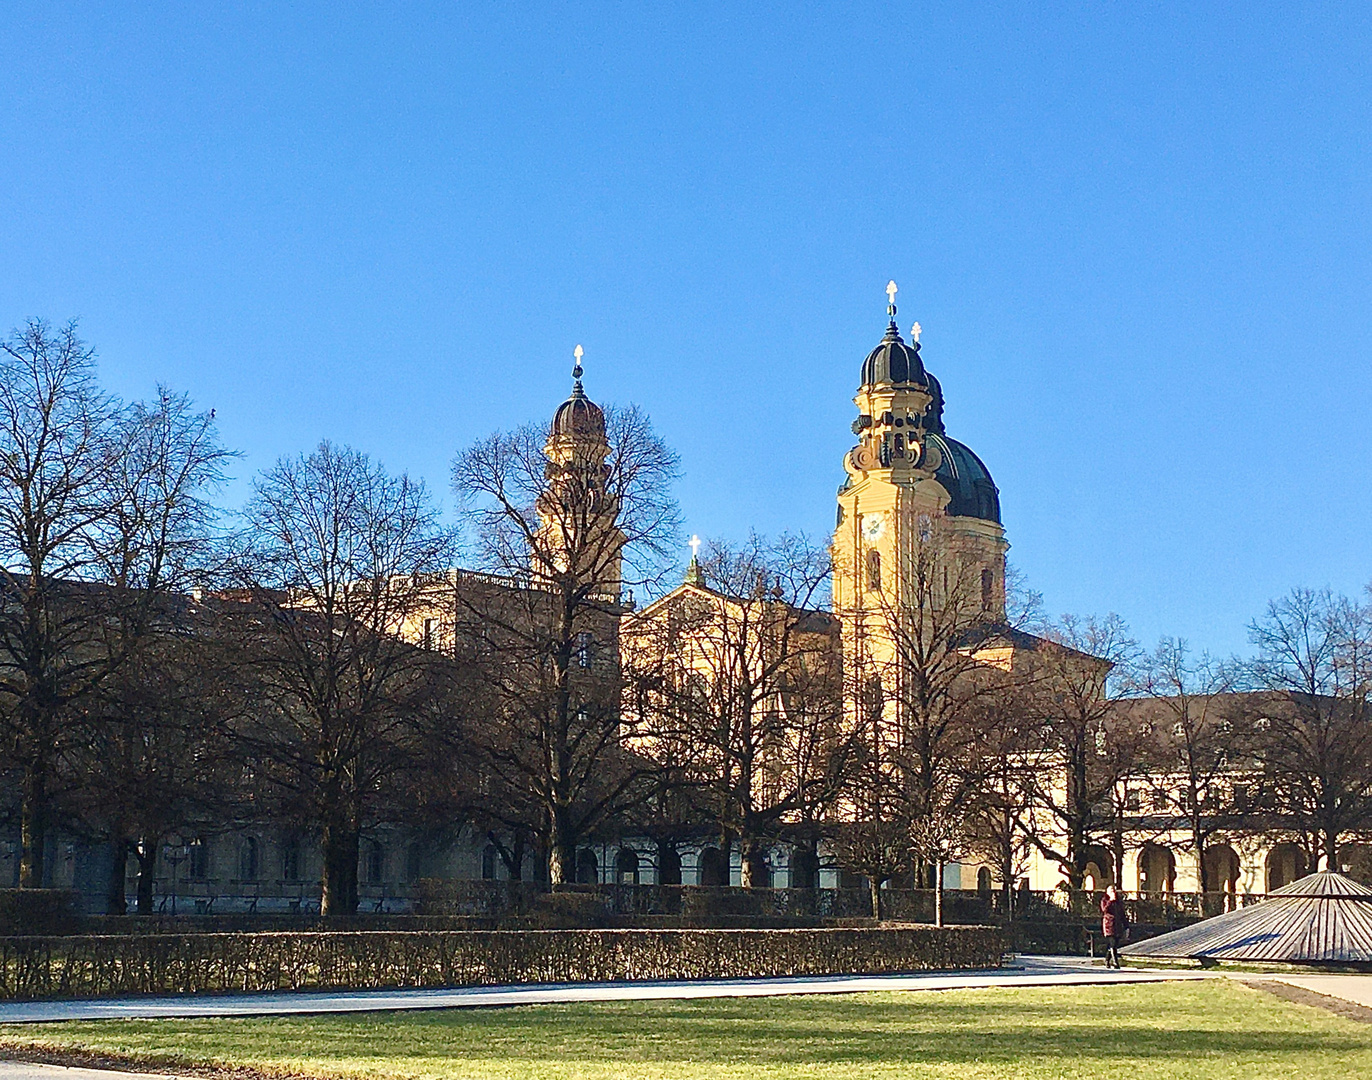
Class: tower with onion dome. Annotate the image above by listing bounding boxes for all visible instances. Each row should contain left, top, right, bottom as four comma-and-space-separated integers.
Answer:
833, 282, 1011, 698
534, 345, 625, 598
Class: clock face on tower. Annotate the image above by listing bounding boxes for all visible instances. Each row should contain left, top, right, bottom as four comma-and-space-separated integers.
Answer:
862, 512, 886, 542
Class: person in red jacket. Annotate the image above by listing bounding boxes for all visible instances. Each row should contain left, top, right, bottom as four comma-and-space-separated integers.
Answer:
1100, 884, 1129, 968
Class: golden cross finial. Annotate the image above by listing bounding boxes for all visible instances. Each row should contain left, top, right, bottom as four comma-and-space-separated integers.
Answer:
886, 280, 898, 318
572, 344, 584, 382
688, 535, 701, 559
911, 322, 921, 344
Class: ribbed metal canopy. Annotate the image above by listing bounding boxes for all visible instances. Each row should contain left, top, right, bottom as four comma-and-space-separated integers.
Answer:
1121, 871, 1372, 964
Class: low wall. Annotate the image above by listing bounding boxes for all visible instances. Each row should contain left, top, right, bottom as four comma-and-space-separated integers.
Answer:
0, 925, 1003, 1000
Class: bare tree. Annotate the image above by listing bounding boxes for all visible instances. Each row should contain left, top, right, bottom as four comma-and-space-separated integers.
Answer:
1245, 587, 1372, 871
87, 389, 233, 909
849, 524, 1018, 903
0, 321, 119, 886
1134, 639, 1243, 893
227, 442, 456, 916
75, 620, 239, 913
964, 682, 1038, 916
626, 533, 851, 887
1022, 613, 1139, 891
826, 649, 908, 918
452, 401, 680, 885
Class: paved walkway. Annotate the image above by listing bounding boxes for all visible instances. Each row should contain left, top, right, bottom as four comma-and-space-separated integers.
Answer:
0, 956, 1213, 1025
0, 1067, 179, 1080
1263, 973, 1372, 1009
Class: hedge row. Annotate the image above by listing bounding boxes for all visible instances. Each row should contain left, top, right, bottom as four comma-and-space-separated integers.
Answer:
0, 891, 80, 936
0, 926, 1003, 1000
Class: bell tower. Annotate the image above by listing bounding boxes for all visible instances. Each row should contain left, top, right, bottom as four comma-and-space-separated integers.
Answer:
535, 346, 624, 598
833, 284, 1009, 684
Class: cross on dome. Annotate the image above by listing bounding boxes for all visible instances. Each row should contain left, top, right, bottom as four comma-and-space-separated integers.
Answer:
572, 344, 584, 383
688, 534, 701, 559
885, 280, 898, 318
910, 322, 921, 344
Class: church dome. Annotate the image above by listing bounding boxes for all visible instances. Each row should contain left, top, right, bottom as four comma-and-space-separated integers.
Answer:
923, 371, 946, 434
928, 433, 1001, 524
552, 351, 605, 437
861, 321, 928, 388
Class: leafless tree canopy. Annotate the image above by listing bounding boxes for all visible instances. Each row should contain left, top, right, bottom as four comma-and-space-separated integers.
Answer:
225, 442, 459, 915
628, 532, 851, 887
1244, 587, 1372, 868
451, 403, 682, 885
0, 320, 230, 888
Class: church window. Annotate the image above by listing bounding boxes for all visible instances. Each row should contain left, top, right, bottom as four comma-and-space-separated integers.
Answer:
865, 549, 881, 592
575, 631, 593, 668
422, 618, 436, 649
981, 568, 994, 610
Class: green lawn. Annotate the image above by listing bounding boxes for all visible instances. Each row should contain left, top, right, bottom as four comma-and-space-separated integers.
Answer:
2, 981, 1369, 1080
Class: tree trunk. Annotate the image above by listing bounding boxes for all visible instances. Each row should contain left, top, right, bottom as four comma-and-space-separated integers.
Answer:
934, 858, 945, 927
869, 876, 884, 921
19, 763, 47, 888
740, 837, 763, 889
1324, 827, 1339, 873
105, 838, 129, 915
548, 838, 574, 887
134, 840, 158, 915
321, 823, 360, 918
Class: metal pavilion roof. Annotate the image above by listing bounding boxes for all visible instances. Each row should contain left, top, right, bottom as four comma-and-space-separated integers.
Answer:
1121, 871, 1372, 964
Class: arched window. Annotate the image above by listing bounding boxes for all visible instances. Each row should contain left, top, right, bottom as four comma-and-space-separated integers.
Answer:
362, 840, 384, 885
657, 846, 682, 886
280, 837, 301, 881
615, 848, 640, 885
186, 838, 207, 879
977, 867, 993, 893
865, 677, 884, 725
697, 846, 727, 887
865, 549, 881, 592
482, 844, 499, 881
576, 848, 600, 884
981, 568, 994, 610
238, 837, 259, 882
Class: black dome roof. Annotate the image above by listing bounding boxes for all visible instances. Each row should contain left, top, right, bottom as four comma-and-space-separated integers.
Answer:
928, 433, 1000, 523
552, 379, 605, 437
861, 322, 928, 388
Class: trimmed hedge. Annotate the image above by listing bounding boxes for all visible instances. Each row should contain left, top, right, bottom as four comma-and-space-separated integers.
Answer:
0, 891, 79, 936
0, 925, 1002, 1000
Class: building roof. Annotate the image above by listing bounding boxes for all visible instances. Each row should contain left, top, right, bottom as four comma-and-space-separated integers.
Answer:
1121, 871, 1372, 964
552, 363, 605, 438
861, 321, 929, 388
929, 433, 1001, 524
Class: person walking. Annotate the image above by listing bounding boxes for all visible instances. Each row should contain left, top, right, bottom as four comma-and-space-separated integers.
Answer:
1100, 884, 1129, 968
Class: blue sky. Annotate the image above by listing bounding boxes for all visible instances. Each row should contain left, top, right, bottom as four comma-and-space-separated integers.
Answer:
2, 3, 1369, 657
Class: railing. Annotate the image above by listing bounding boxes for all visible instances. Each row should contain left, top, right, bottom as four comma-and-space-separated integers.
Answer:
137, 880, 1269, 928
